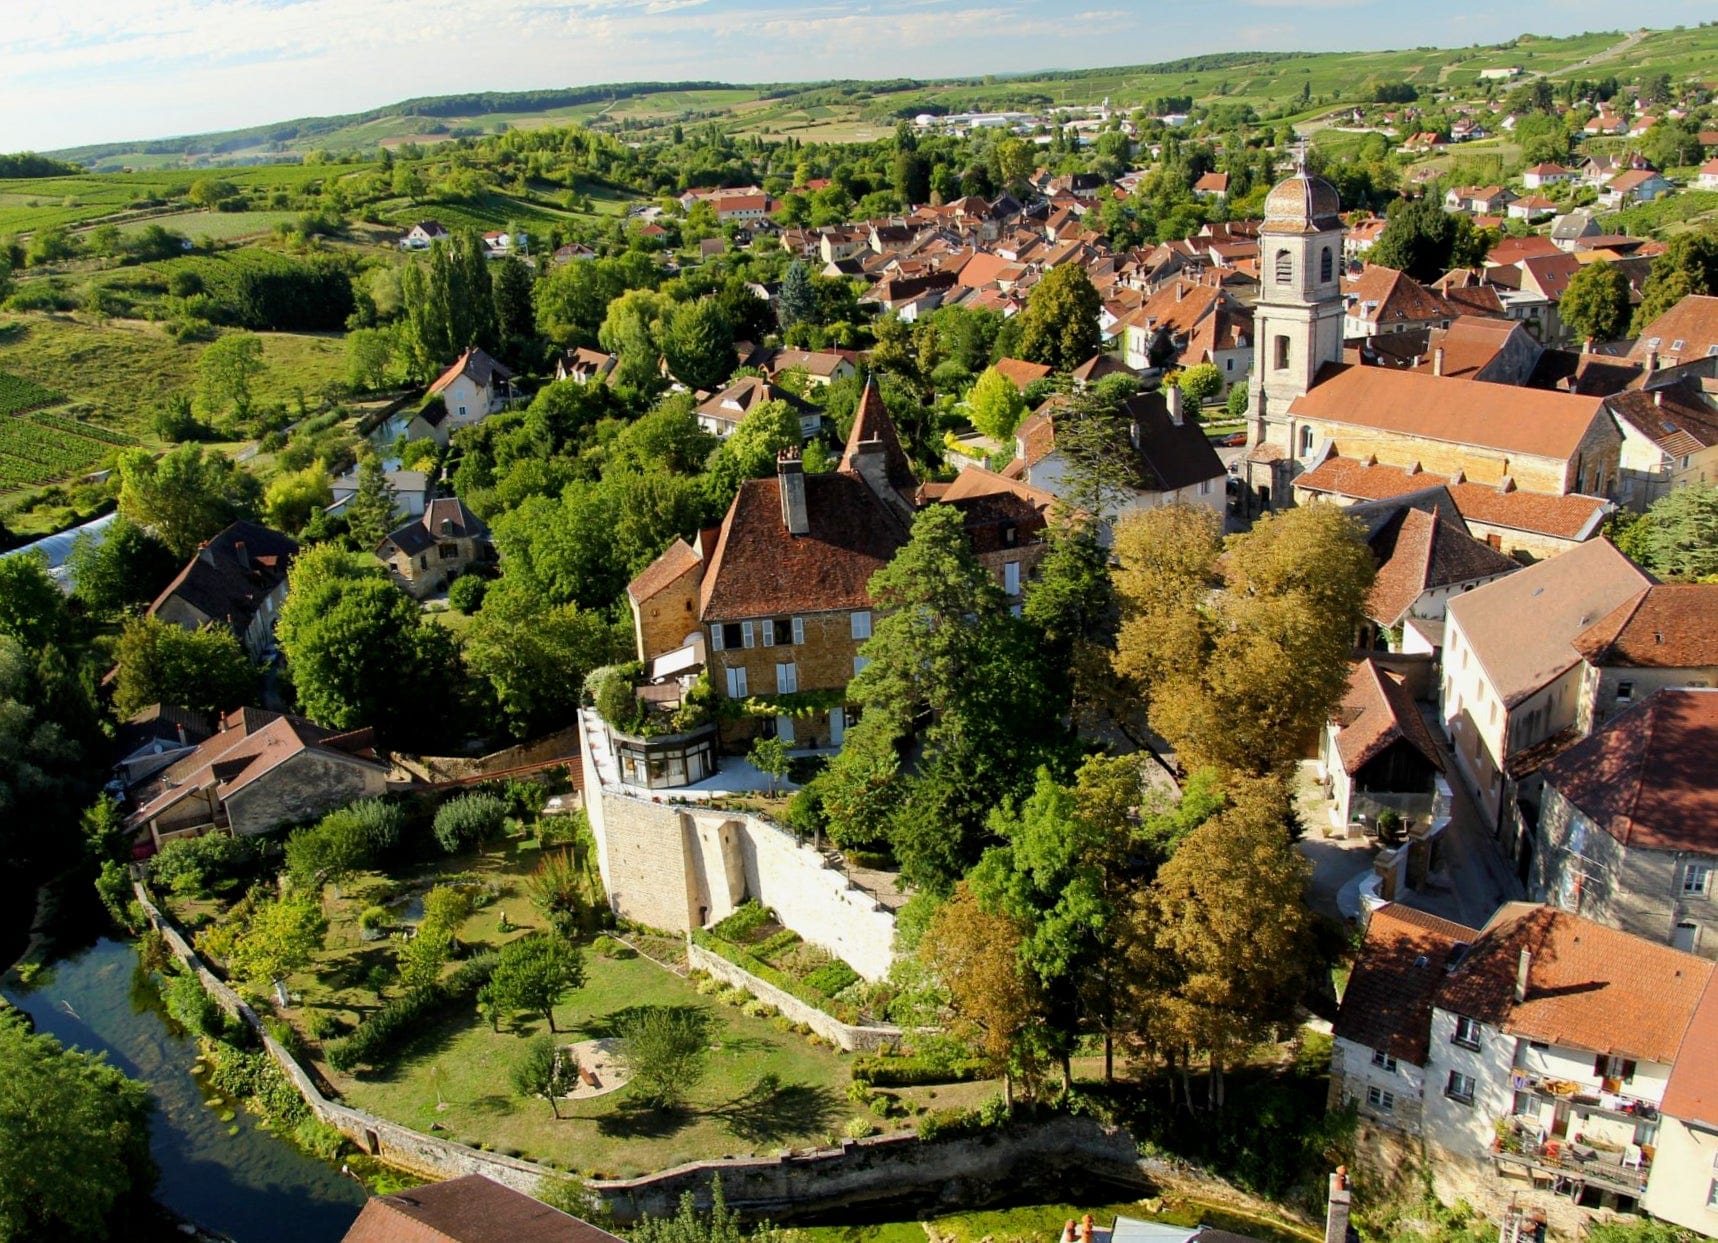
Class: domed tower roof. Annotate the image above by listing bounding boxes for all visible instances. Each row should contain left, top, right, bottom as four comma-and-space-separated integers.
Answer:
1261, 168, 1342, 236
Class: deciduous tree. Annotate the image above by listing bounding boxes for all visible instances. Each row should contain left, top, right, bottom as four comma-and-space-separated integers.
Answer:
1016, 264, 1102, 373
263, 463, 333, 535
921, 883, 1042, 1106
967, 365, 1027, 441
198, 331, 266, 421
661, 298, 736, 393
462, 579, 625, 738
1560, 259, 1631, 345
112, 615, 255, 720
489, 935, 585, 1032
618, 1006, 711, 1111
117, 443, 262, 558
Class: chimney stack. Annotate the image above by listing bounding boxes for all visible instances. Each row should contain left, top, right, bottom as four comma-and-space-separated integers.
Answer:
1325, 1167, 1353, 1243
1653, 390, 1664, 408
1646, 349, 1659, 375
1167, 384, 1184, 426
1515, 949, 1532, 1004
778, 447, 809, 536
233, 540, 250, 570
1583, 336, 1594, 355
1433, 347, 1446, 377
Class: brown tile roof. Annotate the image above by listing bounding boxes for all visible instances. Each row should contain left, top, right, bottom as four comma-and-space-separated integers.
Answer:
1332, 658, 1445, 775
1364, 505, 1517, 626
1629, 295, 1718, 366
380, 497, 489, 559
840, 378, 916, 491
993, 357, 1054, 390
1289, 365, 1609, 463
699, 473, 907, 621
1015, 410, 1056, 467
126, 710, 384, 829
1435, 903, 1713, 1063
1294, 457, 1611, 540
1408, 316, 1524, 380
1606, 384, 1718, 455
940, 465, 1058, 513
627, 537, 701, 604
1572, 584, 1718, 668
427, 347, 513, 397
1662, 976, 1718, 1126
342, 1175, 625, 1243
1446, 539, 1651, 707
1334, 904, 1479, 1066
1540, 689, 1718, 854
1342, 265, 1454, 328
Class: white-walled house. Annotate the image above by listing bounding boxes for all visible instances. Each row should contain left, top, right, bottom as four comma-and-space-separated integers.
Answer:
1334, 901, 1718, 1224
424, 347, 515, 440
1440, 539, 1651, 832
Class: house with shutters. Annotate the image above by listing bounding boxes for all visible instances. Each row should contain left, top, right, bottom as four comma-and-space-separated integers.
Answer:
1531, 688, 1718, 959
375, 497, 495, 600
624, 380, 1048, 763
1335, 900, 1718, 1224
422, 347, 515, 440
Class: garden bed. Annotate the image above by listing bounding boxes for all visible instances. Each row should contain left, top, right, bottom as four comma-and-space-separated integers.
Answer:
693, 901, 884, 1026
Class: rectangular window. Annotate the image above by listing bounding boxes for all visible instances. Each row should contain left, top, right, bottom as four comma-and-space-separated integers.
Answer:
1004, 561, 1021, 596
1366, 1086, 1395, 1112
1274, 335, 1290, 370
725, 666, 748, 698
1446, 1071, 1476, 1105
1707, 1179, 1718, 1209
1617, 680, 1635, 702
1452, 1016, 1482, 1050
851, 610, 872, 640
719, 622, 744, 650
1687, 865, 1714, 896
1371, 1048, 1398, 1073
775, 662, 798, 694
853, 655, 871, 677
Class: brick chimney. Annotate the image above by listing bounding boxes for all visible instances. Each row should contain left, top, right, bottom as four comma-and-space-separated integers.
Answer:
1325, 1167, 1353, 1243
1646, 349, 1659, 375
1515, 949, 1532, 1004
1433, 347, 1446, 377
778, 446, 809, 536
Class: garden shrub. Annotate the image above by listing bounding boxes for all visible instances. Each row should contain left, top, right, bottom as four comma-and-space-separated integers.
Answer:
804, 961, 860, 998
709, 900, 770, 942
843, 1116, 877, 1139
149, 833, 261, 897
851, 1053, 987, 1088
358, 906, 390, 934
307, 1011, 346, 1041
432, 793, 508, 854
742, 1000, 775, 1019
693, 976, 723, 996
162, 968, 224, 1038
327, 951, 498, 1072
718, 987, 751, 1008
447, 575, 486, 614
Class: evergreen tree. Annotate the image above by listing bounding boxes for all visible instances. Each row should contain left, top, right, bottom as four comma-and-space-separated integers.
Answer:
345, 455, 399, 551
777, 260, 817, 329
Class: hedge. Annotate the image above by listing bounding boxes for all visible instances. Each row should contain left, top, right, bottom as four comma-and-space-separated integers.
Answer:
326, 951, 497, 1072
850, 1053, 987, 1088
691, 931, 863, 1025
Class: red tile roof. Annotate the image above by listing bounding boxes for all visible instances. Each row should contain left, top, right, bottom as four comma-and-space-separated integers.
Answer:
627, 537, 700, 604
1662, 976, 1718, 1127
993, 357, 1054, 390
840, 377, 916, 491
1572, 584, 1718, 669
342, 1176, 625, 1243
1289, 365, 1609, 463
1364, 505, 1517, 626
1331, 658, 1445, 775
1539, 689, 1718, 855
427, 347, 513, 397
1342, 265, 1454, 328
1436, 903, 1712, 1063
1629, 295, 1718, 365
1334, 904, 1479, 1066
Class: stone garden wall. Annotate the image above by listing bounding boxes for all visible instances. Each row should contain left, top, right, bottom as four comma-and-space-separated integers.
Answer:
685, 941, 903, 1053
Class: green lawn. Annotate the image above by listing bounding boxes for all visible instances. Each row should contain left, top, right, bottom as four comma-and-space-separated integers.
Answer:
0, 314, 348, 439
799, 1196, 1318, 1243
330, 945, 859, 1178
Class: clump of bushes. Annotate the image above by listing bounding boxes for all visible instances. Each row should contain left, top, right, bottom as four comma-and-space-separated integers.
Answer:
851, 1051, 987, 1088
149, 833, 263, 898
447, 575, 486, 614
433, 792, 509, 854
326, 951, 498, 1073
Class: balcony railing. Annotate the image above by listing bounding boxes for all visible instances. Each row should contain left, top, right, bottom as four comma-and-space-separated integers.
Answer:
1510, 1070, 1660, 1122
1493, 1118, 1650, 1198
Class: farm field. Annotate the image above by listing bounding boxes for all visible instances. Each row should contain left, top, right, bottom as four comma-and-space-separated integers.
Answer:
0, 370, 66, 415
0, 315, 349, 439
0, 163, 382, 233
0, 410, 135, 487
115, 209, 305, 241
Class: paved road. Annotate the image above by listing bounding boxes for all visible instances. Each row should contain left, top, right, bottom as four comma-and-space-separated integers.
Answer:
1396, 703, 1525, 931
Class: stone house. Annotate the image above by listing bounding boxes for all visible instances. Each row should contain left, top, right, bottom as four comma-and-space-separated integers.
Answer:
148, 521, 298, 660
1606, 381, 1718, 508
1341, 265, 1456, 339
1532, 689, 1718, 957
1440, 538, 1651, 834
376, 497, 494, 600
1630, 295, 1718, 370
125, 708, 389, 848
1571, 584, 1718, 733
342, 1174, 625, 1243
626, 381, 1047, 762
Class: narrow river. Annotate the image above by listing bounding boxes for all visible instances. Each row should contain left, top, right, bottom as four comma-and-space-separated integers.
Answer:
5, 938, 367, 1243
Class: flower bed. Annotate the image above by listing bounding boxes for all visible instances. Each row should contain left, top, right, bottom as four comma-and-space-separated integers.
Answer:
694, 901, 879, 1025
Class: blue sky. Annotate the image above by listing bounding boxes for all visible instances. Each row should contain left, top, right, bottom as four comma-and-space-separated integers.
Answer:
0, 0, 1706, 153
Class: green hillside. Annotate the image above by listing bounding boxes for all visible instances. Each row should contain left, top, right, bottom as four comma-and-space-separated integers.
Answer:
34, 25, 1718, 168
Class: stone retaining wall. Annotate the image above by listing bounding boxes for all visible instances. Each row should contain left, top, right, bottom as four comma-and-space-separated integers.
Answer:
685, 941, 903, 1053
131, 884, 1288, 1229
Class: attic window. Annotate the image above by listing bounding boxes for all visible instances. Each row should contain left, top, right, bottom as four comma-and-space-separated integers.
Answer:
1672, 339, 1686, 352
1645, 337, 1661, 349
1707, 345, 1718, 357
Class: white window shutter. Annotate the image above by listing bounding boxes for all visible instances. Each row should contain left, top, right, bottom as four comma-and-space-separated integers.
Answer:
851, 610, 871, 640
741, 621, 754, 648
762, 621, 774, 647
725, 667, 739, 697
792, 616, 805, 645
711, 624, 724, 652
